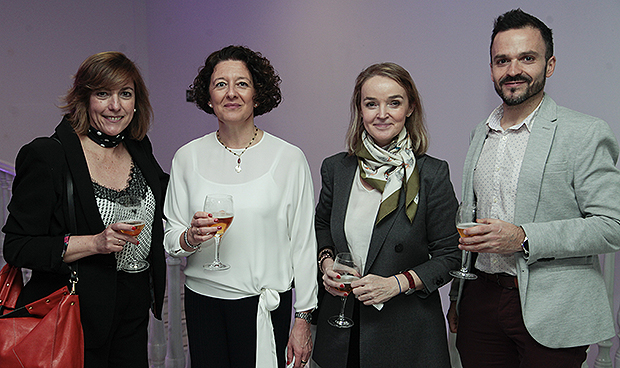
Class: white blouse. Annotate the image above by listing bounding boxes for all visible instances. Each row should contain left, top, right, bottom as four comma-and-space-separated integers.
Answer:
164, 131, 318, 366
344, 167, 381, 272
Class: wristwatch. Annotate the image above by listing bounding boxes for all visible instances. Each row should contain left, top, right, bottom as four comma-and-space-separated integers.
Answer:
295, 311, 312, 324
519, 226, 530, 259
520, 236, 530, 258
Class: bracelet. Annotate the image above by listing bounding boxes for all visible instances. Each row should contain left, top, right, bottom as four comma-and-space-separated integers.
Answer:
393, 275, 402, 294
402, 270, 417, 295
317, 248, 334, 273
295, 311, 312, 324
184, 228, 201, 250
61, 234, 70, 259
402, 270, 415, 291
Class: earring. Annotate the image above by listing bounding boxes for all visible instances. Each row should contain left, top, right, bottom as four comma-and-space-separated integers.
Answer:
134, 108, 137, 112
254, 103, 258, 108
208, 102, 213, 108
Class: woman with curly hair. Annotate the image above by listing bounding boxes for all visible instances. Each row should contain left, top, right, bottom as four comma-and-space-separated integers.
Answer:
164, 45, 318, 368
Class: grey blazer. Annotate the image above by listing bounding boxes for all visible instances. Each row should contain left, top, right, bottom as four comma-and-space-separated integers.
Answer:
312, 152, 460, 368
460, 94, 620, 348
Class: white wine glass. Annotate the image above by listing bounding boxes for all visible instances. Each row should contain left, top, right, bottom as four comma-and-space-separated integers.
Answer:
114, 195, 149, 273
203, 194, 234, 271
328, 252, 362, 329
449, 202, 478, 280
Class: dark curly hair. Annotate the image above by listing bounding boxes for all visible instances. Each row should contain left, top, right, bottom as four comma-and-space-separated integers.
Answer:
189, 45, 282, 117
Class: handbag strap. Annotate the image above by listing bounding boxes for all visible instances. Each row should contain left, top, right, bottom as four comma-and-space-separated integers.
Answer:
0, 264, 23, 313
65, 168, 79, 293
52, 136, 79, 291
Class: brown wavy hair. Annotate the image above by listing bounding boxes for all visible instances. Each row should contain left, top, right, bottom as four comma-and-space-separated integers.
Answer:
61, 51, 152, 140
345, 62, 428, 156
189, 45, 282, 117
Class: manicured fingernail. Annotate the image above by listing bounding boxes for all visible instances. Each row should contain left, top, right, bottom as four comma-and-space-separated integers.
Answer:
217, 226, 222, 230
344, 293, 348, 297
132, 226, 136, 230
340, 284, 344, 289
136, 241, 140, 245
214, 218, 219, 222
336, 274, 341, 279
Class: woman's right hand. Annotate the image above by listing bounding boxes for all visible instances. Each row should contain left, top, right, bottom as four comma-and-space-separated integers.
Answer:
93, 222, 138, 254
322, 258, 349, 297
62, 222, 140, 263
184, 211, 220, 247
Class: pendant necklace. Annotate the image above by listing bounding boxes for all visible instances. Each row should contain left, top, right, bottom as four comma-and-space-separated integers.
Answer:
217, 126, 258, 173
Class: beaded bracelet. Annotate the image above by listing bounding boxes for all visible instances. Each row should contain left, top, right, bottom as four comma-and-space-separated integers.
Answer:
184, 228, 201, 250
317, 248, 334, 273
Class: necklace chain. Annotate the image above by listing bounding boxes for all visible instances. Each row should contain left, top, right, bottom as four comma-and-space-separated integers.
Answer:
216, 126, 258, 173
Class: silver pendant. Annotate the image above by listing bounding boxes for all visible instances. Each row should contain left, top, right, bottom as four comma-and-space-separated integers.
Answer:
235, 164, 242, 173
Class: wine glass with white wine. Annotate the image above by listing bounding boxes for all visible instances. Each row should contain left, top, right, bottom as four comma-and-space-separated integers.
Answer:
449, 202, 478, 280
114, 195, 149, 273
328, 252, 362, 329
203, 194, 234, 271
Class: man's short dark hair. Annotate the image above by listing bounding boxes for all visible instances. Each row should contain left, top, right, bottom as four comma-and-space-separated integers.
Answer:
491, 9, 554, 61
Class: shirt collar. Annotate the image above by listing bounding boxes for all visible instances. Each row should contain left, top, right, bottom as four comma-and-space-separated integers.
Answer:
486, 95, 545, 133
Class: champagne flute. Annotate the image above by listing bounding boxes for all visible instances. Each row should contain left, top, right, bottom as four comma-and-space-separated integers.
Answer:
449, 202, 478, 280
328, 252, 362, 329
114, 195, 149, 273
203, 194, 234, 271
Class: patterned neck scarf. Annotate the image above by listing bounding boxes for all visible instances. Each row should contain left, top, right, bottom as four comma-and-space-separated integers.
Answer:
355, 128, 419, 224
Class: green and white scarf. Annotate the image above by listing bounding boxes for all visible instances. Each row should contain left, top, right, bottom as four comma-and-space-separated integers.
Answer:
355, 128, 420, 224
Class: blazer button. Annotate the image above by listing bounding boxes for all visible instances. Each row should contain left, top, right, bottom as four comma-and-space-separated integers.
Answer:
436, 278, 444, 286
394, 244, 404, 252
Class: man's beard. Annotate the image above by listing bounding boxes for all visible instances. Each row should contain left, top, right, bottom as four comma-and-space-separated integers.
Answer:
495, 73, 545, 106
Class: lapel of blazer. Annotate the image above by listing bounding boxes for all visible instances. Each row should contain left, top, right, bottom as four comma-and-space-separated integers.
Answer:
462, 122, 489, 203
55, 117, 106, 234
364, 157, 422, 274
331, 155, 357, 254
514, 95, 558, 225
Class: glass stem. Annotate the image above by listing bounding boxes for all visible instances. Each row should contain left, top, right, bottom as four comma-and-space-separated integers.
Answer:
214, 235, 221, 264
462, 250, 471, 272
339, 296, 348, 318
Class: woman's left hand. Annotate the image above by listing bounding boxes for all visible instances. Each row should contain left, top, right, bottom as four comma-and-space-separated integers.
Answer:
286, 319, 312, 367
351, 274, 400, 305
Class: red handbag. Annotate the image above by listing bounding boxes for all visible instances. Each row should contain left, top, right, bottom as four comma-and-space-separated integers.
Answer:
0, 263, 84, 368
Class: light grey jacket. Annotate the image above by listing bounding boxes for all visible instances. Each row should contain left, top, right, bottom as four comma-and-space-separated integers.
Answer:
458, 94, 620, 348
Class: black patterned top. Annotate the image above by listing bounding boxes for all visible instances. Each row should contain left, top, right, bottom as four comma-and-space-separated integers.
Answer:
92, 163, 156, 271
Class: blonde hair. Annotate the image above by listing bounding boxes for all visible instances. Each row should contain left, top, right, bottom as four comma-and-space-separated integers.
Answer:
345, 62, 428, 155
